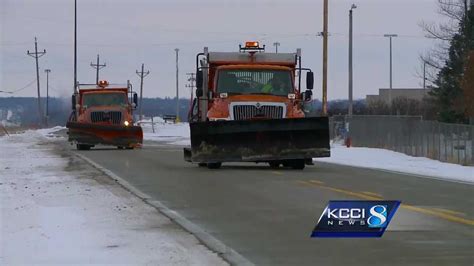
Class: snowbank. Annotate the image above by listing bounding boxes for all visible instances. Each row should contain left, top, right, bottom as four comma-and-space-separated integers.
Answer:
314, 144, 473, 184
0, 129, 226, 265
140, 121, 472, 183
141, 119, 190, 146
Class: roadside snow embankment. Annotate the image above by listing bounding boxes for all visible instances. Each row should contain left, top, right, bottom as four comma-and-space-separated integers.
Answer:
0, 129, 226, 265
141, 120, 472, 183
314, 144, 473, 184
140, 118, 190, 146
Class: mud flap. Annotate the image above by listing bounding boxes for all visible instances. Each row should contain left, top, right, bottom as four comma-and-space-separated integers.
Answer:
188, 117, 330, 163
66, 122, 143, 147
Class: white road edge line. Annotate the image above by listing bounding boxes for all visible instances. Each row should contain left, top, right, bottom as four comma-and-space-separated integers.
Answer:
75, 153, 254, 266
315, 161, 473, 185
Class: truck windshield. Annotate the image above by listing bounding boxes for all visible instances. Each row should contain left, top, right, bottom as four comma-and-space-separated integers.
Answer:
217, 69, 293, 96
82, 93, 127, 107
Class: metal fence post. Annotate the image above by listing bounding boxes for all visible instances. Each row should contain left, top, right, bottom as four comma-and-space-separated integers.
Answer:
151, 116, 155, 133
457, 124, 461, 164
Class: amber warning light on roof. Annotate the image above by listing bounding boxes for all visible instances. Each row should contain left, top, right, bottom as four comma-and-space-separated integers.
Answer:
245, 41, 260, 48
98, 80, 109, 87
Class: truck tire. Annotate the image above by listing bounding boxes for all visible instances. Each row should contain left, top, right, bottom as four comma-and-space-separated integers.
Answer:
207, 162, 222, 169
76, 144, 91, 150
269, 162, 280, 168
290, 159, 305, 170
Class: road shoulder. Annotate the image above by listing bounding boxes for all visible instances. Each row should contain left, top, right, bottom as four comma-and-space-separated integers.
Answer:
0, 130, 227, 265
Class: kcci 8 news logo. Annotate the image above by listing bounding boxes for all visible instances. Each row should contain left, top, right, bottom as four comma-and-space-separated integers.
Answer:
311, 200, 401, 238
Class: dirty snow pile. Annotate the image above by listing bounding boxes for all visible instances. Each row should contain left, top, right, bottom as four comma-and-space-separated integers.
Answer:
140, 117, 190, 145
314, 144, 473, 184
0, 129, 226, 265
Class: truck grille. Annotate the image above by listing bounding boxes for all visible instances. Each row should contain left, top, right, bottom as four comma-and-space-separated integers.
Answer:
90, 111, 122, 124
232, 105, 284, 120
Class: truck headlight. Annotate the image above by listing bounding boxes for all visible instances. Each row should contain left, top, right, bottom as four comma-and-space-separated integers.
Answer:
124, 121, 130, 126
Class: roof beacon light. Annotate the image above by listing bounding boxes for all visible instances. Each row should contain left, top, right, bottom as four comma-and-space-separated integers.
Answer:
245, 41, 260, 48
98, 80, 109, 87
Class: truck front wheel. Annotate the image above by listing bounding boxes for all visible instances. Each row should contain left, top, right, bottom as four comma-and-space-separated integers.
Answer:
76, 144, 91, 150
207, 162, 222, 169
290, 159, 305, 170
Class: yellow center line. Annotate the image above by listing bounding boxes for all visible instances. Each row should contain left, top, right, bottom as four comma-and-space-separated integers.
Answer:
431, 207, 465, 217
271, 171, 283, 175
361, 191, 383, 198
308, 180, 325, 185
296, 181, 474, 226
402, 205, 474, 226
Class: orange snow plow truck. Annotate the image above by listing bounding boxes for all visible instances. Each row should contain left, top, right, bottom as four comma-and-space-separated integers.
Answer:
66, 80, 143, 150
184, 42, 330, 169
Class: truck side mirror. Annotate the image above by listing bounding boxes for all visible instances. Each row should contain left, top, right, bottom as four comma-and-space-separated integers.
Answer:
304, 90, 313, 101
133, 93, 138, 108
196, 70, 203, 89
306, 72, 314, 90
72, 95, 76, 110
196, 88, 203, 98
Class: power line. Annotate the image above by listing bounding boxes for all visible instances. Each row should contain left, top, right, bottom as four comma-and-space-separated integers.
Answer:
0, 78, 37, 94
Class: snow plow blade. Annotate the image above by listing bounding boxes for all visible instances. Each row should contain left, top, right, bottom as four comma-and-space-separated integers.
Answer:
188, 117, 330, 163
66, 122, 143, 147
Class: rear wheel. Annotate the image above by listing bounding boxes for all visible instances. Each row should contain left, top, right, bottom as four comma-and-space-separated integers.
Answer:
207, 162, 222, 169
117, 146, 124, 149
198, 163, 207, 167
126, 146, 134, 150
76, 144, 91, 150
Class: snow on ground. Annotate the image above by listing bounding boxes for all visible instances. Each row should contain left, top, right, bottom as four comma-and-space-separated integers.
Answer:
314, 144, 473, 184
0, 129, 226, 265
142, 120, 472, 183
140, 118, 190, 146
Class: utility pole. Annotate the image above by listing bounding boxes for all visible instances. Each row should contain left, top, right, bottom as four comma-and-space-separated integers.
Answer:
27, 37, 46, 126
175, 48, 180, 122
273, 42, 280, 53
90, 54, 106, 85
74, 0, 77, 93
45, 69, 51, 126
186, 73, 195, 111
384, 34, 397, 110
322, 0, 329, 115
135, 63, 150, 121
348, 4, 357, 117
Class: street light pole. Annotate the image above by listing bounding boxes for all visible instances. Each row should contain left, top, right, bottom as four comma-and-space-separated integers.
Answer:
175, 48, 180, 122
384, 34, 397, 109
273, 42, 280, 53
45, 69, 51, 125
322, 0, 329, 115
348, 4, 357, 117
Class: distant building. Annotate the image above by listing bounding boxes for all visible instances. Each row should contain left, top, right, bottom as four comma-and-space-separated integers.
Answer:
366, 88, 431, 105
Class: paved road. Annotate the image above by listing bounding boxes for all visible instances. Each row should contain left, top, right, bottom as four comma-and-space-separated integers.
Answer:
71, 141, 473, 265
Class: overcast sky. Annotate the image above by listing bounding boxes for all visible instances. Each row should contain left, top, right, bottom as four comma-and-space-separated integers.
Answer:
1, 0, 446, 100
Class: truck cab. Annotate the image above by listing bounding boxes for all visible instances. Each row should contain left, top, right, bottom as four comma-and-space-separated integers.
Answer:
190, 42, 313, 122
